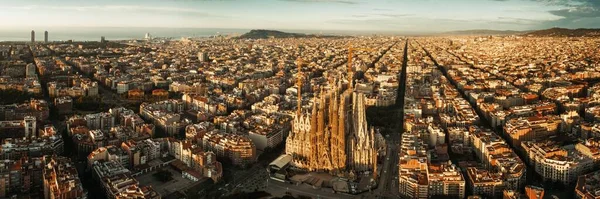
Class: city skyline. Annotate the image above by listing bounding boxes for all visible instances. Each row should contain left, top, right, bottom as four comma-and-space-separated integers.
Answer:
1, 0, 600, 32
1, 1, 600, 199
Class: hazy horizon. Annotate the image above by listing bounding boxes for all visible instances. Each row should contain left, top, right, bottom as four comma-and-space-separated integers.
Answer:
2, 26, 596, 42
0, 27, 523, 42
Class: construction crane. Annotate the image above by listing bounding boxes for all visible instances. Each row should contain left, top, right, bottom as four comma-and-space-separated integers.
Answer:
347, 46, 375, 89
295, 58, 305, 116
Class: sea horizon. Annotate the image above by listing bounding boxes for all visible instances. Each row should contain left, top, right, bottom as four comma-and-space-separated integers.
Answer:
0, 27, 253, 42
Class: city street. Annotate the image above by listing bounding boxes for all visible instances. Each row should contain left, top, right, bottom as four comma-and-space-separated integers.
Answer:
371, 39, 407, 198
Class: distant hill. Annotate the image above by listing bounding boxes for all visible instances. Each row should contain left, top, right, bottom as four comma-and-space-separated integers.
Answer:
439, 28, 600, 37
524, 28, 600, 37
441, 29, 530, 36
238, 29, 338, 39
237, 28, 600, 38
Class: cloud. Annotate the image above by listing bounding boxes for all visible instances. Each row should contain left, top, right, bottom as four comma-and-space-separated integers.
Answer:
169, 0, 235, 1
378, 13, 413, 18
540, 0, 600, 27
531, 0, 600, 7
2, 5, 221, 17
352, 14, 369, 18
329, 16, 499, 32
549, 6, 600, 18
496, 17, 546, 25
278, 0, 359, 4
493, 0, 600, 28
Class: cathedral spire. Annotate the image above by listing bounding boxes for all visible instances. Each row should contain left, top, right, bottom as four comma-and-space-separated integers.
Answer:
309, 92, 319, 170
371, 128, 377, 181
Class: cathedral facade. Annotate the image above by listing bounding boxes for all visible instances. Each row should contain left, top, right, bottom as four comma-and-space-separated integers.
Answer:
285, 78, 376, 175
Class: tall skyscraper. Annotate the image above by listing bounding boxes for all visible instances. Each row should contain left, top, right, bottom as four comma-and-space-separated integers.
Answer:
44, 31, 48, 43
31, 30, 35, 43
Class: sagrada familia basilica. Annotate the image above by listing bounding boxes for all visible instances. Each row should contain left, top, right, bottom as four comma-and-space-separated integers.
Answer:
285, 59, 377, 177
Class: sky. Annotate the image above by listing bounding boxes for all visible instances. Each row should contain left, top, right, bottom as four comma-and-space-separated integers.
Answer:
1, 0, 599, 33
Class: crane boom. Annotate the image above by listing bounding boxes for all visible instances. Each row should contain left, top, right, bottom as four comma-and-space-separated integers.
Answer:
296, 58, 304, 116
347, 46, 374, 90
